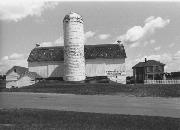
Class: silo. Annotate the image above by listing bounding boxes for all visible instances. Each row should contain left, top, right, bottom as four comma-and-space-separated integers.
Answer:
63, 12, 85, 81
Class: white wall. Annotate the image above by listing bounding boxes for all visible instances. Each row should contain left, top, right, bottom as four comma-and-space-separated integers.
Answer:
86, 58, 126, 84
6, 81, 17, 88
6, 76, 35, 88
17, 76, 35, 87
6, 71, 20, 88
86, 58, 125, 76
6, 71, 20, 81
28, 58, 126, 84
28, 61, 64, 78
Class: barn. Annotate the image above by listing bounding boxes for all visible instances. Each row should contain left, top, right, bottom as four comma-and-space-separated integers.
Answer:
28, 44, 127, 83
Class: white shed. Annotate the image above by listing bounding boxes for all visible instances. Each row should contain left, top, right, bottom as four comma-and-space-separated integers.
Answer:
6, 66, 40, 88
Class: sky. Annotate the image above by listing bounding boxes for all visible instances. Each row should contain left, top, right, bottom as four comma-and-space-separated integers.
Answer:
0, 0, 180, 75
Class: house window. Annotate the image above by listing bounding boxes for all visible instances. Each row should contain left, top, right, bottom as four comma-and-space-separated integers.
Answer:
147, 74, 153, 80
14, 69, 16, 72
147, 66, 153, 73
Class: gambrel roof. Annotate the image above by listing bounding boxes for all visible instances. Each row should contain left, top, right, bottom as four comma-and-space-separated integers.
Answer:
27, 44, 127, 62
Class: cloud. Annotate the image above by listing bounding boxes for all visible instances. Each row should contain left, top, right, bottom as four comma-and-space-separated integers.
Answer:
169, 43, 175, 48
85, 31, 96, 39
38, 42, 53, 47
54, 36, 64, 46
150, 39, 156, 44
98, 34, 111, 40
143, 39, 156, 46
2, 53, 25, 60
173, 50, 180, 60
37, 36, 64, 47
0, 53, 27, 74
118, 16, 170, 47
0, 0, 58, 22
154, 46, 161, 51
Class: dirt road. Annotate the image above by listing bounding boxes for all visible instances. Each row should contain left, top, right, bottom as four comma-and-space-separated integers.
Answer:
0, 92, 180, 118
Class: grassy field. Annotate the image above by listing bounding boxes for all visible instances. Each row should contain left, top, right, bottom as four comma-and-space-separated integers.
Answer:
1, 81, 180, 97
0, 108, 180, 130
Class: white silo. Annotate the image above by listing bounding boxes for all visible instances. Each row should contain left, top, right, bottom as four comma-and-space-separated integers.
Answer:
63, 12, 85, 81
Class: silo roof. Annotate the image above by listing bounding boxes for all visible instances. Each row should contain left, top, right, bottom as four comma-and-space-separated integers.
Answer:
63, 12, 83, 22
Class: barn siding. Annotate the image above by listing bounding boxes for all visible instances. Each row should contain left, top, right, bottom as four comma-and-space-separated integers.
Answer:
28, 58, 126, 83
28, 61, 64, 78
86, 58, 126, 84
86, 59, 125, 76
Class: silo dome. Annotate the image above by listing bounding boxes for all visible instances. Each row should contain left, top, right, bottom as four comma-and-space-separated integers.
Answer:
63, 12, 85, 81
63, 12, 83, 21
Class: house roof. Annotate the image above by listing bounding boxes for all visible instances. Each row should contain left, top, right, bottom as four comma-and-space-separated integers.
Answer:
19, 71, 41, 80
6, 66, 41, 79
27, 44, 127, 62
132, 60, 165, 69
6, 66, 28, 76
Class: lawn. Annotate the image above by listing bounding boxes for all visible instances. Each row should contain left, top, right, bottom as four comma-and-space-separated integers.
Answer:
0, 108, 180, 130
1, 81, 180, 97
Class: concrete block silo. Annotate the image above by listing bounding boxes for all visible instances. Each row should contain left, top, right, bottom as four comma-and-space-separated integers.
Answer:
63, 12, 85, 81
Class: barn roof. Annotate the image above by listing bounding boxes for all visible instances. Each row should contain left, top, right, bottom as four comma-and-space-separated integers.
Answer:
27, 44, 127, 62
132, 60, 165, 69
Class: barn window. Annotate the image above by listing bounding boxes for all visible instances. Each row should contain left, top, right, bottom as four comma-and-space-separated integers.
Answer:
14, 69, 16, 72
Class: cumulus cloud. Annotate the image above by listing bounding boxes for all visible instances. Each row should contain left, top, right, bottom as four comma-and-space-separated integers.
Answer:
98, 34, 111, 40
0, 53, 28, 74
0, 0, 58, 22
118, 16, 170, 47
37, 36, 64, 47
85, 31, 96, 39
2, 53, 25, 60
169, 42, 175, 48
150, 39, 156, 44
38, 31, 96, 47
154, 46, 161, 51
173, 51, 180, 60
143, 39, 156, 46
38, 42, 54, 47
54, 36, 64, 46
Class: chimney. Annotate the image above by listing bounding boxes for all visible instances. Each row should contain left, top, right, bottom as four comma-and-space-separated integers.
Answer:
145, 58, 147, 62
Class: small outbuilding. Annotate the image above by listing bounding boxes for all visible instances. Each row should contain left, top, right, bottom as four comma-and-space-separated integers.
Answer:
6, 66, 40, 88
132, 58, 165, 83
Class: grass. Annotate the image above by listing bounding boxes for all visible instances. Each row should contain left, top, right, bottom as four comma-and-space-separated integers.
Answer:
0, 108, 180, 130
1, 81, 180, 97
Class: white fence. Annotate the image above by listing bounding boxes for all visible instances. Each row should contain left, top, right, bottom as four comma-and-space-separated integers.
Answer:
144, 80, 180, 84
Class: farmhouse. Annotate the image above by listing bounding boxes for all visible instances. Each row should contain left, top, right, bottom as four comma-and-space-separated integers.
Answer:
132, 58, 165, 83
6, 66, 40, 88
28, 44, 127, 84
